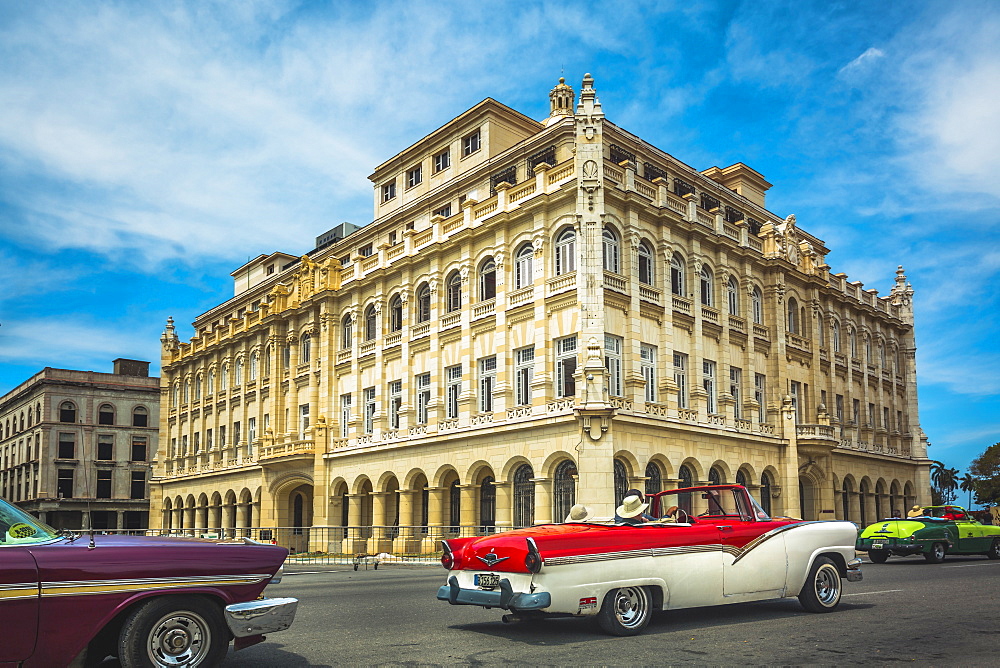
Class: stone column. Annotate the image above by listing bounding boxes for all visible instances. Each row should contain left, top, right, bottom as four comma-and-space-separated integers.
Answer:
423, 487, 446, 552
494, 482, 513, 531
394, 490, 416, 553
532, 478, 553, 525
459, 485, 478, 537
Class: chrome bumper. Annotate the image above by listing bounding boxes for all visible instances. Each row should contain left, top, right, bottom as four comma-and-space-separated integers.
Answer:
846, 558, 863, 582
437, 575, 551, 611
224, 597, 298, 637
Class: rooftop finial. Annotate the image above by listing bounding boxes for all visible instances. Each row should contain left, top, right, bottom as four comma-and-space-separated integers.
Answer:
547, 76, 575, 126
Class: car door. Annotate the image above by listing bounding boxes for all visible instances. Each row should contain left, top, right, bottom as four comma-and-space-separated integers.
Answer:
950, 510, 988, 552
0, 546, 40, 663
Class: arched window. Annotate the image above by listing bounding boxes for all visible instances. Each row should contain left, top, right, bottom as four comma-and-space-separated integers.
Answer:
514, 244, 533, 290
301, 335, 312, 364
602, 227, 620, 273
27, 408, 32, 427
644, 462, 663, 496
171, 383, 180, 407
832, 320, 842, 352
727, 276, 739, 316
364, 305, 377, 340
449, 480, 461, 529
36, 402, 41, 424
446, 272, 462, 312
553, 460, 577, 522
670, 254, 685, 296
699, 265, 713, 306
760, 471, 773, 516
708, 466, 723, 485
638, 241, 654, 285
235, 357, 244, 385
207, 368, 216, 394
194, 374, 202, 400
878, 341, 886, 368
751, 285, 763, 324
389, 295, 403, 332
98, 404, 115, 425
677, 464, 694, 515
479, 476, 496, 531
479, 257, 496, 301
842, 479, 852, 521
555, 229, 576, 275
19, 412, 24, 432
849, 327, 858, 358
250, 352, 259, 380
416, 284, 431, 323
736, 469, 747, 487
341, 314, 353, 349
613, 459, 629, 507
787, 297, 799, 334
132, 406, 148, 427
512, 465, 535, 528
62, 402, 79, 424
221, 364, 229, 390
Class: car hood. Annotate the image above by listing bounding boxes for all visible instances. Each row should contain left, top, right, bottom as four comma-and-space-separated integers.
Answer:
859, 519, 947, 540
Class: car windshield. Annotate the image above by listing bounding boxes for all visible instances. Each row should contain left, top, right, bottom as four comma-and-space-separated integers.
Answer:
653, 486, 769, 522
0, 496, 61, 545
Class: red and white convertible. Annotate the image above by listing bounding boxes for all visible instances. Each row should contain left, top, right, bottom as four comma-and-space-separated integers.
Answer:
437, 485, 862, 635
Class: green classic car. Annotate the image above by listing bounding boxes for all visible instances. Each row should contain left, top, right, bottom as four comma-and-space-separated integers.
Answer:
857, 505, 1000, 563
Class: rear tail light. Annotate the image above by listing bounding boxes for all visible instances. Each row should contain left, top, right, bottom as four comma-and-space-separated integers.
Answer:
441, 540, 455, 570
524, 537, 543, 573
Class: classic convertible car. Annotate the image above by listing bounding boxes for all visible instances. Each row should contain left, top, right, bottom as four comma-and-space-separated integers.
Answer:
0, 496, 296, 667
437, 485, 862, 635
857, 505, 1000, 563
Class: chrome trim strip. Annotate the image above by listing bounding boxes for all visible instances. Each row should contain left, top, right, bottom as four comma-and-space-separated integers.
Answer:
40, 573, 271, 598
0, 582, 40, 601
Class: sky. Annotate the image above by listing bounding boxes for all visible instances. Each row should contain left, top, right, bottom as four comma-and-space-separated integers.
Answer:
1, 0, 998, 476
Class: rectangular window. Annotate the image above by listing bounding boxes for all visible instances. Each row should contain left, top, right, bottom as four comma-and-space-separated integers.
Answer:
416, 373, 431, 424
218, 425, 227, 448
181, 434, 188, 456
640, 344, 656, 402
433, 204, 452, 218
170, 437, 177, 457
341, 394, 352, 438
97, 435, 114, 461
755, 373, 767, 423
96, 469, 112, 499
433, 149, 451, 172
130, 471, 145, 500
820, 390, 828, 412
299, 404, 310, 434
852, 399, 861, 426
57, 469, 73, 498
462, 130, 481, 156
382, 180, 396, 202
446, 365, 462, 419
604, 335, 623, 397
835, 395, 845, 423
206, 428, 213, 450
233, 421, 241, 446
515, 346, 535, 407
406, 164, 422, 188
674, 353, 689, 409
193, 432, 200, 453
389, 380, 402, 429
730, 367, 742, 419
58, 433, 75, 459
555, 336, 578, 398
883, 406, 890, 430
478, 357, 497, 413
363, 388, 376, 434
248, 416, 256, 443
790, 381, 802, 423
868, 403, 876, 428
897, 410, 904, 433
703, 360, 717, 414
131, 436, 147, 462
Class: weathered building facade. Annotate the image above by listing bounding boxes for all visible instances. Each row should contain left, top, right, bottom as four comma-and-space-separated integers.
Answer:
1, 359, 159, 529
153, 77, 930, 553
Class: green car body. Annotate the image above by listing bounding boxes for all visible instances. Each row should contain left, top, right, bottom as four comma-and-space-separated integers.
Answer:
857, 505, 1000, 563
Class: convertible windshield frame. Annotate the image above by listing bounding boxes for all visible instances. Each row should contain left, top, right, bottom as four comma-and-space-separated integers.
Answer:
0, 496, 62, 546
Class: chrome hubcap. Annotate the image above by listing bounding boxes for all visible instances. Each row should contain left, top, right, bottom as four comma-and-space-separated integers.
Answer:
148, 612, 209, 666
613, 587, 648, 628
815, 566, 840, 605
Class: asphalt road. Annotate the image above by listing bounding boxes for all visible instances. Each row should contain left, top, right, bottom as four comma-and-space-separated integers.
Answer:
212, 553, 1000, 666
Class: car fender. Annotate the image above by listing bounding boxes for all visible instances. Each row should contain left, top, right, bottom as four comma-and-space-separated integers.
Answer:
785, 546, 854, 595
544, 577, 668, 616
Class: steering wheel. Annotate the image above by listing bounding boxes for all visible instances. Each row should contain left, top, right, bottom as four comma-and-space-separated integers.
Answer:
663, 506, 691, 523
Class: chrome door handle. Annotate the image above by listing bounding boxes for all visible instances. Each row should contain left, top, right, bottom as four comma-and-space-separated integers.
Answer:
719, 526, 732, 531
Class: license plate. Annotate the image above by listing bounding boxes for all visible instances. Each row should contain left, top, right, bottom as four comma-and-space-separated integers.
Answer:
872, 541, 886, 549
475, 573, 501, 589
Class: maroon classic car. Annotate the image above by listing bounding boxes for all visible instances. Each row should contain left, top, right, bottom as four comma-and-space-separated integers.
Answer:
0, 496, 296, 667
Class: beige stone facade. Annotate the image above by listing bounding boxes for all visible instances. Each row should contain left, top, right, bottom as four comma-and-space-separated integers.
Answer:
1, 359, 159, 529
152, 77, 930, 552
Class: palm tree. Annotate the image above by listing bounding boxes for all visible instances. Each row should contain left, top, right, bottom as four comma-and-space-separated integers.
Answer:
960, 473, 976, 509
930, 462, 959, 504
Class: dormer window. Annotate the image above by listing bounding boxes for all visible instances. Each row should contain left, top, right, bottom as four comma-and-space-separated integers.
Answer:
406, 165, 423, 189
462, 130, 481, 156
266, 264, 275, 275
382, 180, 397, 202
434, 150, 451, 173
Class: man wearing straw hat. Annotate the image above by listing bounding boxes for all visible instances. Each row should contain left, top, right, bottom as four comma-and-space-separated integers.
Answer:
615, 494, 652, 526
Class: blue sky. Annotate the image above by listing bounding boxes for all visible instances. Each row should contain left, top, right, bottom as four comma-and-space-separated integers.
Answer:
1, 1, 998, 475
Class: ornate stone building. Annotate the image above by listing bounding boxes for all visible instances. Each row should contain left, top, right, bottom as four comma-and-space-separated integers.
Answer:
152, 76, 930, 553
0, 359, 159, 529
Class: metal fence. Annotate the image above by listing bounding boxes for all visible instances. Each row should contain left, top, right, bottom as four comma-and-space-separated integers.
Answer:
65, 525, 517, 566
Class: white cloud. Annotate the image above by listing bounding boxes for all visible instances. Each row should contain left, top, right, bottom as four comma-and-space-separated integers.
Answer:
838, 47, 885, 78
0, 317, 161, 373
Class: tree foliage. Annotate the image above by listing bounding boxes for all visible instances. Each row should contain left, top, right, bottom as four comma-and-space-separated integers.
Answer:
969, 442, 1000, 506
930, 461, 960, 504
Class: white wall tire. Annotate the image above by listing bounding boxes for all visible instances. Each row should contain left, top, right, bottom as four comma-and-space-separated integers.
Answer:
596, 586, 652, 636
118, 596, 229, 668
797, 557, 842, 613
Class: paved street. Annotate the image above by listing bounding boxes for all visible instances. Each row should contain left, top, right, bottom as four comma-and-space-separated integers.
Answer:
219, 555, 1000, 666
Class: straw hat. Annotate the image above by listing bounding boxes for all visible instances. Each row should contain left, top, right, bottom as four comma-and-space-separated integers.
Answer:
907, 505, 924, 518
616, 494, 649, 519
565, 504, 595, 522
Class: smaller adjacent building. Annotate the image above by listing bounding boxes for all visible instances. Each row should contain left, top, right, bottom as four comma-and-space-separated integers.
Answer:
0, 359, 160, 529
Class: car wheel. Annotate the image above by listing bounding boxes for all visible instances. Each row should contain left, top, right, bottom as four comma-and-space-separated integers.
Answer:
118, 596, 229, 668
987, 539, 1000, 560
797, 557, 842, 613
596, 586, 652, 636
868, 550, 889, 564
924, 542, 947, 563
